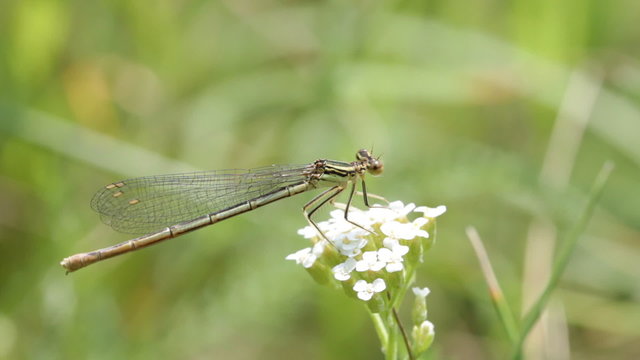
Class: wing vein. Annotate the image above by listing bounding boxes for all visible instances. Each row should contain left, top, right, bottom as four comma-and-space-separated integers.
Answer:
91, 164, 314, 234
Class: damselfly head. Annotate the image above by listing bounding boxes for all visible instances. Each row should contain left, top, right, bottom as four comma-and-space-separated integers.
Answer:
356, 149, 384, 176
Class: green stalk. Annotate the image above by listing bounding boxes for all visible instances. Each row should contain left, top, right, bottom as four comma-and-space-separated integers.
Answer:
511, 161, 614, 359
370, 312, 389, 350
392, 307, 414, 360
386, 311, 399, 360
466, 226, 519, 343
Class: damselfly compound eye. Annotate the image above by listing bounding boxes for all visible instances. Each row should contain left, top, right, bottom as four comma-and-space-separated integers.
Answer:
356, 149, 372, 161
368, 158, 384, 176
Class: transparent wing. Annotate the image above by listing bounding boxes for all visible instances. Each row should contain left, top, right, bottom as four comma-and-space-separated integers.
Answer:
91, 164, 314, 234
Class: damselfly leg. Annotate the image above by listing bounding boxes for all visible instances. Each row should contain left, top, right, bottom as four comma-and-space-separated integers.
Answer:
341, 182, 376, 234
303, 185, 345, 243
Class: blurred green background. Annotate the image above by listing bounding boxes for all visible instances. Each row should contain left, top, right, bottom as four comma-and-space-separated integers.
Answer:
1, 0, 639, 359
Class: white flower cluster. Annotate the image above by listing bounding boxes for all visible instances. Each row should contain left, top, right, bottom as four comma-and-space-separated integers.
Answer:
286, 201, 446, 301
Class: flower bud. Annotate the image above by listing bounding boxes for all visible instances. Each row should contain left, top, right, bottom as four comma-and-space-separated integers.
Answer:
411, 287, 430, 325
412, 320, 435, 355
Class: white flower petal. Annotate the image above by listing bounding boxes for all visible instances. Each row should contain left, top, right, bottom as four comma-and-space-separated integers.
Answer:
353, 280, 368, 292
381, 220, 430, 240
357, 291, 374, 301
345, 228, 369, 241
370, 261, 385, 272
333, 272, 349, 281
332, 258, 357, 281
413, 217, 429, 228
412, 287, 431, 298
365, 201, 418, 223
419, 320, 435, 334
343, 257, 357, 269
353, 279, 385, 301
386, 262, 404, 272
301, 254, 317, 268
380, 221, 415, 240
372, 278, 386, 292
286, 247, 318, 268
415, 205, 447, 218
333, 230, 368, 257
297, 226, 317, 239
340, 247, 362, 257
285, 248, 310, 261
396, 245, 409, 256
389, 201, 416, 215
375, 240, 409, 273
312, 241, 327, 255
379, 221, 402, 237
377, 247, 393, 262
355, 260, 368, 272
362, 251, 378, 262
382, 238, 410, 256
388, 200, 405, 209
330, 209, 345, 220
346, 211, 374, 228
355, 251, 385, 272
382, 237, 400, 249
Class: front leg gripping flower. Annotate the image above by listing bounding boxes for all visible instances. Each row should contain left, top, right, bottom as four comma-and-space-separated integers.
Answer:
286, 201, 446, 359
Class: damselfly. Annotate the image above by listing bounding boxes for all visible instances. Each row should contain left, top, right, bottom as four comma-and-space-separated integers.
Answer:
60, 149, 384, 272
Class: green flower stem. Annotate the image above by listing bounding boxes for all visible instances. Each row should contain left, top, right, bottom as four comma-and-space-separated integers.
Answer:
370, 312, 389, 351
391, 269, 416, 310
386, 312, 399, 360
372, 307, 414, 360
511, 161, 614, 359
392, 307, 415, 360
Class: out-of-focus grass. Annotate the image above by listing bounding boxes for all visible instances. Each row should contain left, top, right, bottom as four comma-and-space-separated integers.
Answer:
1, 1, 639, 359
